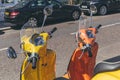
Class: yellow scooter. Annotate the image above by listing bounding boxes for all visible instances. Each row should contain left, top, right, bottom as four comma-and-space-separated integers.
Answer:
92, 56, 120, 80
7, 5, 57, 80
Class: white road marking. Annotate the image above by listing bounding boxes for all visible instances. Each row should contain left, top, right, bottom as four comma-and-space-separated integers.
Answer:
0, 22, 120, 52
102, 22, 120, 28
70, 22, 120, 35
0, 47, 8, 52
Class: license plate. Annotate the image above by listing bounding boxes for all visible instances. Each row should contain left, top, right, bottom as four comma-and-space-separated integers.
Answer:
81, 6, 88, 8
5, 12, 9, 15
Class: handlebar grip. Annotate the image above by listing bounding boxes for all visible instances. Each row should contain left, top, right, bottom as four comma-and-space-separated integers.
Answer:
49, 27, 57, 34
87, 47, 92, 57
32, 57, 37, 69
95, 24, 102, 30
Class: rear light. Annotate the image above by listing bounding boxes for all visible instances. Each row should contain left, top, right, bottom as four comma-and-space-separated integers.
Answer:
10, 11, 20, 18
10, 11, 19, 16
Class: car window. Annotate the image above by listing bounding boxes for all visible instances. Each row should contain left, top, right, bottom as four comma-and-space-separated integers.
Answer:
49, 0, 61, 7
14, 0, 31, 8
83, 0, 99, 2
37, 0, 47, 6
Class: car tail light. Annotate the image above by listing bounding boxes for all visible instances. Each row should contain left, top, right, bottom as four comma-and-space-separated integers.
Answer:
10, 11, 19, 18
11, 11, 19, 16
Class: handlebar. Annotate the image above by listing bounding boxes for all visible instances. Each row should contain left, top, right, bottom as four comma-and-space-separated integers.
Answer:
48, 27, 57, 38
87, 47, 92, 57
32, 57, 37, 69
49, 27, 57, 35
95, 24, 102, 31
86, 44, 92, 57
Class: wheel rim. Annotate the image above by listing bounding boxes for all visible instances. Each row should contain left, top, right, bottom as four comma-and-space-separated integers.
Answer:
28, 17, 37, 26
100, 6, 107, 15
72, 11, 80, 20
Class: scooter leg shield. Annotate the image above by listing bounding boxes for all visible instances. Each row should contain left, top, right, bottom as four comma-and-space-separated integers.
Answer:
67, 42, 98, 80
20, 49, 56, 80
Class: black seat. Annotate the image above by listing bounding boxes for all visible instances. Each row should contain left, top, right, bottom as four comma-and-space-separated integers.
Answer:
54, 77, 69, 80
94, 56, 120, 75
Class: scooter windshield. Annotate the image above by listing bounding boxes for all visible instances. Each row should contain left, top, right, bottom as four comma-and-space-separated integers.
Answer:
79, 13, 89, 29
20, 22, 40, 44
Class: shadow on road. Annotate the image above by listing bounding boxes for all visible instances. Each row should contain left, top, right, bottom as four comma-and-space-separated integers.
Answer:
45, 18, 72, 26
0, 30, 5, 35
85, 10, 120, 16
96, 10, 120, 16
0, 18, 73, 35
0, 21, 12, 35
0, 18, 73, 31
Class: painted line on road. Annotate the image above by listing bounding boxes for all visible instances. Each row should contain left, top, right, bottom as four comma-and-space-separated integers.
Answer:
0, 47, 8, 52
102, 22, 120, 28
0, 27, 11, 30
70, 22, 120, 35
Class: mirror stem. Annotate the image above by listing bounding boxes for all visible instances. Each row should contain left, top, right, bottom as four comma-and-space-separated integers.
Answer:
41, 15, 47, 32
90, 9, 93, 27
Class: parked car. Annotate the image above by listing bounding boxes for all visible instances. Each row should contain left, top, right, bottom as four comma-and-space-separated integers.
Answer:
4, 0, 81, 28
80, 0, 120, 15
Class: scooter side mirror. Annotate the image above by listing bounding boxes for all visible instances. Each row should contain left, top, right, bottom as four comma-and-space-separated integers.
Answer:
6, 46, 17, 59
41, 5, 53, 31
43, 5, 53, 16
90, 4, 97, 14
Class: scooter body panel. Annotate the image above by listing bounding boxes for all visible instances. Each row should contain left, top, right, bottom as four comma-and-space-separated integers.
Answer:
92, 69, 120, 80
67, 42, 98, 80
20, 49, 56, 80
21, 33, 49, 56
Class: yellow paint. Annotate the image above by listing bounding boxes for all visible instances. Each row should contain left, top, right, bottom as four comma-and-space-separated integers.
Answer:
20, 32, 56, 80
92, 70, 120, 80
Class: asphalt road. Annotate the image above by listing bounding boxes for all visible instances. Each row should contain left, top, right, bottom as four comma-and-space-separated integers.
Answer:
0, 12, 120, 80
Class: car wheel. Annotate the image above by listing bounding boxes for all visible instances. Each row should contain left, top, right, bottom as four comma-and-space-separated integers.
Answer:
99, 5, 107, 15
28, 17, 38, 26
71, 10, 80, 20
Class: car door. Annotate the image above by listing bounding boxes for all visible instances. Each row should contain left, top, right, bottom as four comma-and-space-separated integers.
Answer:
50, 1, 64, 18
29, 0, 48, 18
117, 0, 120, 8
114, 0, 120, 9
108, 0, 119, 10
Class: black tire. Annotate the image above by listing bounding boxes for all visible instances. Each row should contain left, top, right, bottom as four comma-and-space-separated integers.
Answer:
71, 10, 80, 20
98, 5, 108, 15
27, 17, 38, 26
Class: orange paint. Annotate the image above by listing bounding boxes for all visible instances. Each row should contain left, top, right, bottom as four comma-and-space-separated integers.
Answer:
63, 27, 98, 80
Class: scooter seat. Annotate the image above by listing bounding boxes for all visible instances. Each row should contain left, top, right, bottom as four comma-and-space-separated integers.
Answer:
94, 56, 120, 75
54, 77, 69, 80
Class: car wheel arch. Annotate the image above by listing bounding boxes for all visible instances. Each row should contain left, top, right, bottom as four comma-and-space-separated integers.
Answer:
98, 4, 108, 15
27, 16, 40, 26
71, 9, 81, 20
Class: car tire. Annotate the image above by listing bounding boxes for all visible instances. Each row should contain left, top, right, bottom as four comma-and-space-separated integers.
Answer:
98, 5, 107, 15
71, 10, 80, 20
28, 17, 38, 26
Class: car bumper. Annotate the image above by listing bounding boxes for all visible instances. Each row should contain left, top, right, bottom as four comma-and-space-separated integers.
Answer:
4, 16, 25, 25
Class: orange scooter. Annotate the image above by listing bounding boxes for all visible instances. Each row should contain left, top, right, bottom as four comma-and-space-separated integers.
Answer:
55, 3, 102, 80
